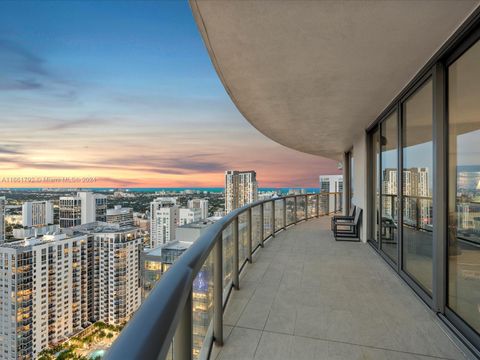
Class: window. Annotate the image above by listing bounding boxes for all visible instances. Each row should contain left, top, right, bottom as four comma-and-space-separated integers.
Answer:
447, 39, 480, 335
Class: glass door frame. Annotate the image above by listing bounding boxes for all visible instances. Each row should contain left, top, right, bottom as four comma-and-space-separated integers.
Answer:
366, 15, 480, 354
397, 72, 435, 307
443, 26, 480, 353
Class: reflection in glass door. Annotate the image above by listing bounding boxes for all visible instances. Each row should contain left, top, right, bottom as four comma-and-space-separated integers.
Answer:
402, 79, 434, 294
380, 112, 398, 263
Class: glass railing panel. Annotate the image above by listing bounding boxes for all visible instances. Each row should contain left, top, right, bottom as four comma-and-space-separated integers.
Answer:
274, 199, 284, 229
319, 193, 328, 215
296, 196, 306, 221
263, 201, 273, 239
192, 252, 214, 360
222, 223, 233, 291
307, 195, 317, 218
238, 211, 249, 265
286, 197, 295, 225
251, 205, 262, 249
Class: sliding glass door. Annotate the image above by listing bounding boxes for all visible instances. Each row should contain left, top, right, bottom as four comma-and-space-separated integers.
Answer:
380, 111, 399, 263
447, 39, 480, 337
401, 79, 434, 295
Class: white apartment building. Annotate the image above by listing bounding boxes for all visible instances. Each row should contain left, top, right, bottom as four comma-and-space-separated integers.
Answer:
0, 223, 143, 360
178, 208, 201, 226
89, 226, 142, 325
0, 232, 90, 359
106, 205, 134, 227
319, 174, 343, 193
22, 200, 54, 227
59, 192, 107, 228
319, 175, 343, 213
0, 197, 5, 243
224, 170, 258, 214
150, 198, 179, 248
187, 198, 209, 219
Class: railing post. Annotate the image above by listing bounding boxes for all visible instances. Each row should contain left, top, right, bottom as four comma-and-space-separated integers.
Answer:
283, 198, 287, 228
271, 200, 275, 237
247, 208, 252, 263
213, 235, 223, 346
260, 203, 265, 247
173, 290, 192, 360
233, 217, 239, 290
294, 196, 297, 224
316, 194, 319, 218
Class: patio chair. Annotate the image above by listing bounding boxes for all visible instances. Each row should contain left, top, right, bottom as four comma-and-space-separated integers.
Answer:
333, 208, 362, 241
331, 205, 356, 231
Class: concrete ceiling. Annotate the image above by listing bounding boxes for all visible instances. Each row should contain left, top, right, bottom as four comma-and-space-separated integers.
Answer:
190, 0, 479, 160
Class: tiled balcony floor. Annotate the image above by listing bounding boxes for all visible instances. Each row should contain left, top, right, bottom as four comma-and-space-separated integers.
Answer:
212, 217, 468, 360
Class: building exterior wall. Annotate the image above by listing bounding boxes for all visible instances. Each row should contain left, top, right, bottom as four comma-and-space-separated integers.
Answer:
225, 170, 258, 214
150, 198, 178, 248
187, 199, 209, 219
22, 201, 54, 227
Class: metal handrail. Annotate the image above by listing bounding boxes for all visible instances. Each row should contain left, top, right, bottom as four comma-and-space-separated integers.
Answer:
105, 192, 342, 360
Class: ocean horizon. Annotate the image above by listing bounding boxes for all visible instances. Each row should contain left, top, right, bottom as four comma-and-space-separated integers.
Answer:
0, 187, 321, 194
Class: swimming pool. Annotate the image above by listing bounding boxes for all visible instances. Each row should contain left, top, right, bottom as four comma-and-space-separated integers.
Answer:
88, 349, 106, 359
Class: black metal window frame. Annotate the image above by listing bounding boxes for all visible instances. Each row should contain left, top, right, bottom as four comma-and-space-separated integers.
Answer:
366, 8, 480, 356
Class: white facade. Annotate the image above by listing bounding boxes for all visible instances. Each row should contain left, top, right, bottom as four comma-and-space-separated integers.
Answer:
0, 232, 90, 359
0, 223, 142, 360
179, 208, 201, 226
106, 205, 134, 227
21, 200, 54, 227
187, 198, 209, 219
59, 192, 107, 228
225, 170, 258, 214
0, 197, 4, 243
150, 198, 179, 248
319, 174, 343, 193
92, 227, 142, 325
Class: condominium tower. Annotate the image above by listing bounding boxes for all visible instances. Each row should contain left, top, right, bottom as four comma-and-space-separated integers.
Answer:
187, 198, 209, 219
59, 192, 107, 228
106, 205, 134, 227
224, 170, 258, 214
21, 201, 54, 227
150, 198, 179, 248
0, 223, 142, 360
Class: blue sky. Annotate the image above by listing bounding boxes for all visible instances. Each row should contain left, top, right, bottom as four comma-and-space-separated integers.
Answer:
0, 1, 339, 188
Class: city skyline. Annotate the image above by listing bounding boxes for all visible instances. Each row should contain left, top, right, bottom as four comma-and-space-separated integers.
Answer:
0, 1, 340, 189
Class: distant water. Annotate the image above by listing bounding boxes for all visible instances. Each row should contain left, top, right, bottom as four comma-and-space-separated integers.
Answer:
1, 187, 320, 194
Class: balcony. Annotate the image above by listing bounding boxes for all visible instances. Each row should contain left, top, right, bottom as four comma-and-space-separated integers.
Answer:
106, 193, 469, 360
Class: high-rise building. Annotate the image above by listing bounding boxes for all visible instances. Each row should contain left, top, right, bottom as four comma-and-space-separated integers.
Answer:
150, 198, 179, 248
319, 174, 343, 193
187, 198, 209, 219
59, 192, 107, 228
21, 200, 54, 227
106, 205, 134, 227
224, 170, 258, 214
87, 226, 142, 325
0, 197, 5, 243
0, 223, 143, 360
178, 208, 201, 226
319, 175, 343, 213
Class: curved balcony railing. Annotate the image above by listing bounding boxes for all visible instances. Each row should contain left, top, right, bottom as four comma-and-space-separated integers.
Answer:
105, 192, 342, 360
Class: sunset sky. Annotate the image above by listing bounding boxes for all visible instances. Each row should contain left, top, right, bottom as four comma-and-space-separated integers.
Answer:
0, 1, 340, 188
